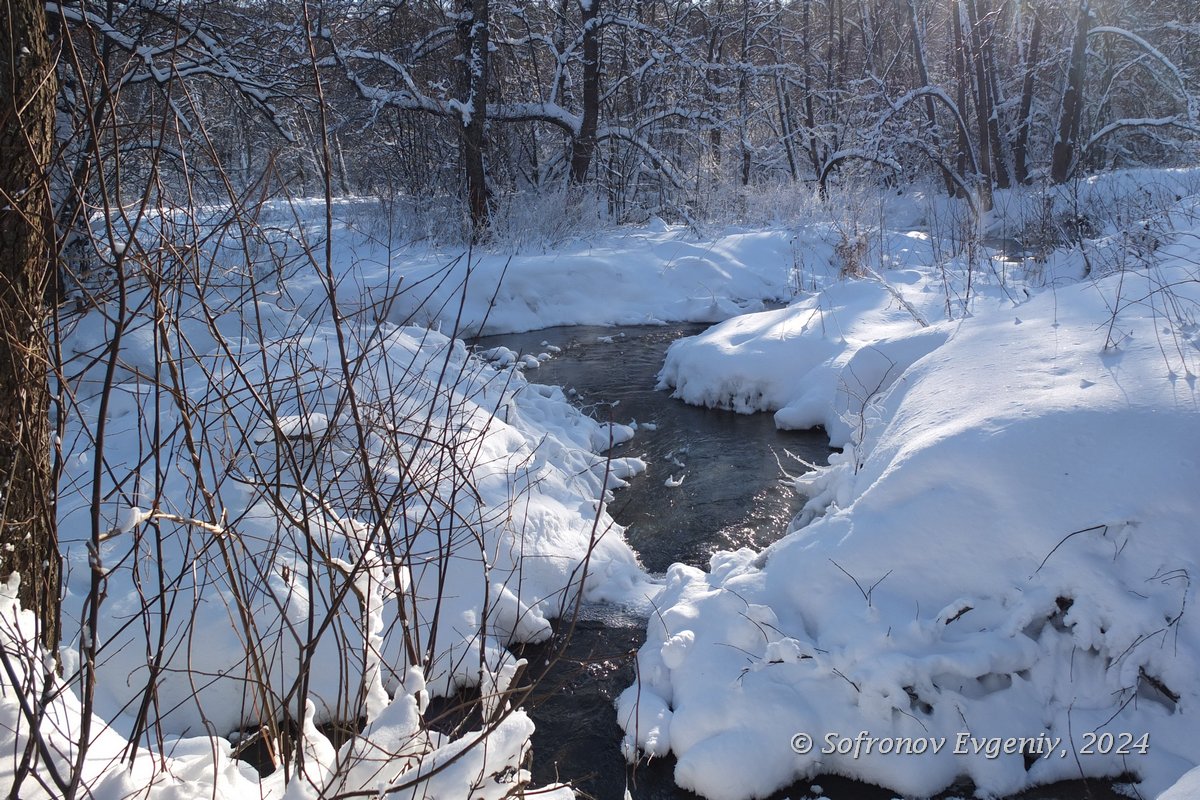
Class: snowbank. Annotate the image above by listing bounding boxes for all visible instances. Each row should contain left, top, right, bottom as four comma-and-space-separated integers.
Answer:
621, 207, 1200, 797
16, 173, 1200, 798
54, 297, 656, 735
260, 202, 802, 335
16, 202, 707, 796
657, 277, 943, 445
0, 575, 572, 799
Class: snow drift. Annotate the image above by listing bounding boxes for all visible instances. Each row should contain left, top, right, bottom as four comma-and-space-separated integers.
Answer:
625, 190, 1200, 799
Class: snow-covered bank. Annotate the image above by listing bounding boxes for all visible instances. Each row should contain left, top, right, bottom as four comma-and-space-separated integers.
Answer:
11, 171, 1200, 799
656, 278, 943, 445
256, 202, 807, 335
6, 202, 701, 797
5, 193, 833, 798
0, 574, 572, 800
13, 303, 646, 795
622, 188, 1200, 798
55, 310, 655, 729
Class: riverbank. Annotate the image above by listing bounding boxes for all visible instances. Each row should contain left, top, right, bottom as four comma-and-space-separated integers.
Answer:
7, 170, 1199, 799
624, 180, 1200, 798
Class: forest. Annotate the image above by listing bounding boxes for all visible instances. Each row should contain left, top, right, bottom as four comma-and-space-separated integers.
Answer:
3, 0, 1200, 798
19, 0, 1200, 236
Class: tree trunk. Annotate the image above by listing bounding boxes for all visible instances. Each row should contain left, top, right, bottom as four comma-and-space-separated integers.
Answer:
1013, 3, 1042, 184
826, 0, 842, 154
955, 0, 991, 209
0, 0, 60, 649
569, 0, 601, 185
775, 71, 799, 181
802, 0, 822, 176
972, 0, 1012, 189
1051, 0, 1089, 184
962, 0, 994, 192
457, 0, 490, 234
703, 3, 725, 175
737, 1, 751, 186
907, 0, 956, 195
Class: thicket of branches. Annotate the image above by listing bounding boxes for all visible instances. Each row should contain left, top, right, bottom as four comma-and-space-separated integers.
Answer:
45, 0, 1200, 241
4, 2, 633, 797
3, 0, 1200, 796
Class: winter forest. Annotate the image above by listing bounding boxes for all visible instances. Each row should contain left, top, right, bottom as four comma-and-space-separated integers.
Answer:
3, 0, 1200, 797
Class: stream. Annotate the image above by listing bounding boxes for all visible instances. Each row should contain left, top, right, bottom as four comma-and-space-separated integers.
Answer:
478, 323, 1129, 800
481, 323, 827, 573
477, 322, 830, 799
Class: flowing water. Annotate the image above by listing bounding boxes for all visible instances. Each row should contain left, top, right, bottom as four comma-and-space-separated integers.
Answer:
478, 323, 1127, 800
478, 323, 835, 798
480, 323, 826, 573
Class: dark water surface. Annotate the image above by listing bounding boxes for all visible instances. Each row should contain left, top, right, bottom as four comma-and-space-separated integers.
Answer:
476, 324, 1127, 800
476, 323, 829, 799
483, 323, 827, 573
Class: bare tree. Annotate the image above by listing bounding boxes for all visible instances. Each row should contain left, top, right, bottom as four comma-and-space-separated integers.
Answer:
569, 0, 602, 184
1013, 0, 1043, 185
458, 0, 492, 231
1, 0, 61, 650
1052, 0, 1090, 183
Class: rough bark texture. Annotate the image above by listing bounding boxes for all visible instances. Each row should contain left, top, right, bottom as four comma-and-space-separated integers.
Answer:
907, 0, 956, 196
569, 0, 601, 185
954, 0, 990, 209
774, 70, 798, 181
457, 0, 490, 234
972, 0, 1011, 189
0, 0, 60, 649
963, 0, 994, 191
801, 0, 821, 176
1013, 4, 1042, 185
1052, 0, 1089, 184
737, 1, 751, 186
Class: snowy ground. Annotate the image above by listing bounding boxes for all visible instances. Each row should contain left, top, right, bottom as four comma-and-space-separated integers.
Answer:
3, 198, 805, 799
4, 171, 1200, 798
627, 172, 1200, 799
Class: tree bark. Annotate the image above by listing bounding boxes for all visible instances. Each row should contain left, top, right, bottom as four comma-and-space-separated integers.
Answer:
569, 0, 601, 185
802, 0, 822, 177
954, 0, 991, 209
962, 0, 994, 193
1013, 2, 1042, 184
703, 2, 725, 175
972, 0, 1012, 189
1051, 0, 1089, 183
0, 0, 60, 649
457, 0, 490, 234
907, 0, 956, 195
737, 1, 751, 186
775, 71, 799, 181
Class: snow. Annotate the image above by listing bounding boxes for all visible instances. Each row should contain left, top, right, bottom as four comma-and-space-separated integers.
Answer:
657, 280, 939, 444
8, 170, 1200, 799
344, 222, 793, 335
14, 200, 747, 797
1160, 767, 1200, 800
52, 308, 661, 733
0, 570, 572, 799
617, 175, 1200, 799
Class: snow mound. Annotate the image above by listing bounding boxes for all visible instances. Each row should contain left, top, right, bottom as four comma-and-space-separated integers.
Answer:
0, 575, 572, 799
56, 291, 655, 738
621, 261, 1200, 798
657, 280, 938, 444
355, 227, 795, 335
